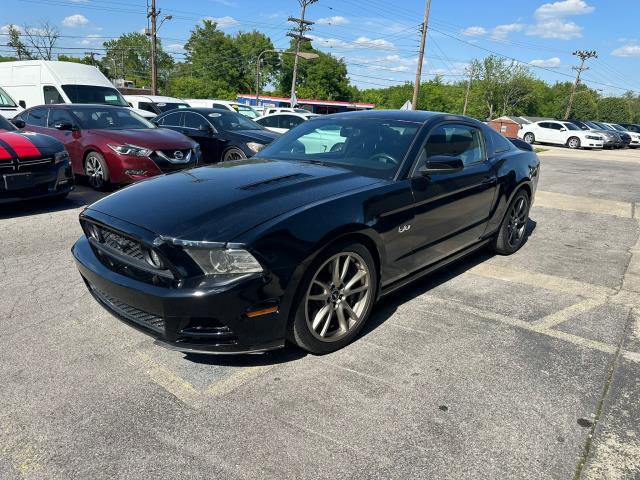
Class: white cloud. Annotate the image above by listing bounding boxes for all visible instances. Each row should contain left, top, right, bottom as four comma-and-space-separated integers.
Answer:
79, 34, 101, 45
308, 35, 353, 50
534, 0, 594, 20
166, 43, 185, 51
491, 23, 524, 40
353, 37, 394, 50
316, 16, 349, 26
612, 44, 640, 57
529, 57, 562, 67
62, 14, 89, 27
527, 19, 582, 39
461, 26, 487, 37
202, 16, 239, 27
0, 24, 23, 35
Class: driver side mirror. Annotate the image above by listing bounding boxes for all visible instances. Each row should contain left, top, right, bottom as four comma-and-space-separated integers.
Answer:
198, 123, 214, 134
11, 118, 26, 129
19, 100, 26, 109
419, 155, 464, 175
560, 127, 567, 131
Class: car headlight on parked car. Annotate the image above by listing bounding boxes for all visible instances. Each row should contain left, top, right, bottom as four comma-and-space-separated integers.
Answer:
54, 150, 69, 164
185, 248, 263, 276
246, 142, 266, 153
586, 135, 602, 140
107, 144, 153, 157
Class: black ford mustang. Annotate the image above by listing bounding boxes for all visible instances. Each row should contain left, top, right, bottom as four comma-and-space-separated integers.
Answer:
72, 110, 540, 355
0, 116, 73, 203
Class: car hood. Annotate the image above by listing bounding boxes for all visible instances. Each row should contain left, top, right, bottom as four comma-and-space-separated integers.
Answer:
87, 158, 380, 242
89, 127, 195, 149
0, 130, 63, 158
226, 129, 280, 144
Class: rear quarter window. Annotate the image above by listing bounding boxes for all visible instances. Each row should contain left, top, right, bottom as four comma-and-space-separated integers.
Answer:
486, 128, 517, 156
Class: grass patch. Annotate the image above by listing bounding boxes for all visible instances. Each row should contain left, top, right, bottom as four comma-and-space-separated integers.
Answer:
534, 147, 548, 153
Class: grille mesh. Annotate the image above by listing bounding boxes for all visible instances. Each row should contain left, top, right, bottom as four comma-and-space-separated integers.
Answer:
99, 227, 145, 261
92, 285, 165, 332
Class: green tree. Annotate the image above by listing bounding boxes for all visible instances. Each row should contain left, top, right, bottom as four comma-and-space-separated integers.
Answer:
102, 32, 173, 89
165, 75, 236, 99
234, 31, 274, 94
598, 97, 632, 123
7, 25, 33, 60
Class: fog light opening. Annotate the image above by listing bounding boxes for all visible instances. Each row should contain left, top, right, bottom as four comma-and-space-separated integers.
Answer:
124, 169, 147, 176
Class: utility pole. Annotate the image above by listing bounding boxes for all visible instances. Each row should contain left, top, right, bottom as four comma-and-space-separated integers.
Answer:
563, 50, 597, 120
287, 0, 317, 107
462, 63, 474, 115
412, 0, 432, 110
85, 51, 97, 66
147, 0, 159, 95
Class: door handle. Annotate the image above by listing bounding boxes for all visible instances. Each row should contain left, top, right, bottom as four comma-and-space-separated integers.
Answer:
481, 176, 497, 185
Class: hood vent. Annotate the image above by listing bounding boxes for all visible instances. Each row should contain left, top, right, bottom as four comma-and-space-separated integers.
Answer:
239, 173, 312, 190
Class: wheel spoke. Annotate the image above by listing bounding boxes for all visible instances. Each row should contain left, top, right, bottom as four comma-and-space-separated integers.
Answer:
345, 284, 368, 296
336, 305, 348, 332
340, 255, 351, 282
342, 302, 360, 322
309, 280, 330, 301
331, 257, 341, 286
319, 308, 333, 337
344, 269, 366, 292
312, 304, 331, 331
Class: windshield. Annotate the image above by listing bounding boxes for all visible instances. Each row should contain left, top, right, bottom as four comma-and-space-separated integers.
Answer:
71, 107, 154, 130
61, 85, 129, 106
229, 104, 259, 119
0, 87, 17, 108
206, 111, 265, 131
256, 118, 420, 180
584, 121, 602, 130
562, 122, 580, 131
609, 124, 626, 132
593, 122, 613, 131
156, 102, 189, 113
0, 116, 16, 131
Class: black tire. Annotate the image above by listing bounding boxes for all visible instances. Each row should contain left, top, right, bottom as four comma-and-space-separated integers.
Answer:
567, 136, 581, 149
84, 151, 109, 191
288, 241, 378, 354
222, 147, 247, 161
490, 190, 530, 255
523, 132, 535, 144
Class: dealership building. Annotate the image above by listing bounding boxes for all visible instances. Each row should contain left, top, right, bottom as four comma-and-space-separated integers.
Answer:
236, 94, 375, 114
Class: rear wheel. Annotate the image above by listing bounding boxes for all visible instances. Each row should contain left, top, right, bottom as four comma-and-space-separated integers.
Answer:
222, 147, 247, 161
289, 242, 378, 354
490, 190, 530, 255
567, 136, 581, 149
84, 152, 109, 191
523, 132, 535, 144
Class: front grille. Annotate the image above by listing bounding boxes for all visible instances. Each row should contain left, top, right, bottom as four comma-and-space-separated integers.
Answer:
99, 227, 145, 261
91, 284, 165, 333
0, 156, 54, 173
151, 149, 194, 174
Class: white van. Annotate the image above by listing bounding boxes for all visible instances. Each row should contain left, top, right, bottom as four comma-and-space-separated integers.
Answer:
0, 86, 23, 119
124, 95, 190, 115
0, 60, 155, 118
184, 99, 260, 119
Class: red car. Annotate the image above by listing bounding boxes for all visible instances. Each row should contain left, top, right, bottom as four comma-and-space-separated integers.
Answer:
14, 104, 199, 190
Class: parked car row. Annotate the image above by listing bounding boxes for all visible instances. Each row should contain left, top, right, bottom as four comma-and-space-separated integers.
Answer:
517, 118, 640, 150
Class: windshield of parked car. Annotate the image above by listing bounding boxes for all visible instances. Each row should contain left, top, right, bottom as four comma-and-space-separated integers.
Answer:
592, 122, 613, 130
584, 121, 602, 130
61, 85, 129, 106
562, 122, 580, 131
71, 107, 155, 130
0, 115, 16, 131
156, 102, 189, 113
0, 87, 17, 107
608, 124, 626, 132
206, 111, 265, 131
256, 118, 421, 180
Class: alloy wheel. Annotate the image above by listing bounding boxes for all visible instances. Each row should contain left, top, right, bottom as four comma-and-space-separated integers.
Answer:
305, 252, 372, 342
224, 149, 246, 161
85, 155, 105, 189
524, 133, 535, 144
568, 138, 580, 149
506, 196, 528, 247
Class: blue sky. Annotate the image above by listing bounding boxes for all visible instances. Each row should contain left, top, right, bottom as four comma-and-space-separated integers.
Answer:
2, 0, 638, 95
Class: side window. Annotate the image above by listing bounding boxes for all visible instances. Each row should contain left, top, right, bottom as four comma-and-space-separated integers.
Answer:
43, 86, 64, 104
183, 112, 205, 129
538, 122, 551, 129
159, 111, 182, 127
211, 104, 228, 110
549, 122, 563, 130
25, 108, 48, 127
424, 123, 485, 167
280, 115, 303, 130
486, 128, 515, 156
47, 109, 74, 128
257, 115, 279, 128
138, 102, 156, 113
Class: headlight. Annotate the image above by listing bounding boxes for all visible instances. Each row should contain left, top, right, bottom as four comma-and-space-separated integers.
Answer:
107, 143, 152, 157
185, 248, 262, 276
246, 142, 266, 153
586, 135, 602, 140
54, 150, 69, 164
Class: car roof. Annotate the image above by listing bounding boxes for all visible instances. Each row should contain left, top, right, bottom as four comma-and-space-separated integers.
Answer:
124, 95, 185, 102
33, 103, 125, 110
325, 109, 466, 123
158, 107, 234, 115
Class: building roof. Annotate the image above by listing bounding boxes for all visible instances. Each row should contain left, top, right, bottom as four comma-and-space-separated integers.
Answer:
238, 94, 375, 109
491, 115, 553, 125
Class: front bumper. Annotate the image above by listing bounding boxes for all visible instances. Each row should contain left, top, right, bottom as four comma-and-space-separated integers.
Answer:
0, 159, 73, 204
72, 236, 287, 354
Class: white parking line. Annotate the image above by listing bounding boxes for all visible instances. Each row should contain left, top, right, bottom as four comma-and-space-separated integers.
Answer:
535, 297, 607, 329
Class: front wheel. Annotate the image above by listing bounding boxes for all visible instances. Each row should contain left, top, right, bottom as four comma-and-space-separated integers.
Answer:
490, 190, 530, 255
567, 137, 581, 149
222, 147, 247, 161
523, 132, 535, 144
84, 152, 109, 191
289, 242, 378, 354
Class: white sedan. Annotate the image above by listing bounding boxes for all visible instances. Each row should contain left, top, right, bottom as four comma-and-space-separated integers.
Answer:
254, 111, 319, 134
517, 120, 604, 149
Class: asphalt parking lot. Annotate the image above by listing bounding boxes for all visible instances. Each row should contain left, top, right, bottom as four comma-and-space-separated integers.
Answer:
1, 147, 639, 479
